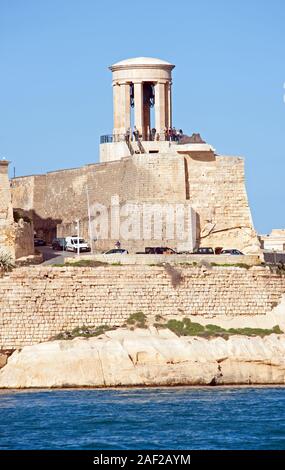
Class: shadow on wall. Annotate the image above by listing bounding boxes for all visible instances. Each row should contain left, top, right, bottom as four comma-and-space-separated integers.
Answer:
187, 153, 216, 163
196, 212, 201, 247
13, 208, 62, 245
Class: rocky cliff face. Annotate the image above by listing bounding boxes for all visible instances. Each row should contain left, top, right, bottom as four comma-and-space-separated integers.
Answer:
1, 327, 285, 388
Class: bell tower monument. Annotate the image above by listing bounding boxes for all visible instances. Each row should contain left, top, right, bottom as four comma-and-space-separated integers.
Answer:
110, 57, 174, 139
100, 57, 175, 162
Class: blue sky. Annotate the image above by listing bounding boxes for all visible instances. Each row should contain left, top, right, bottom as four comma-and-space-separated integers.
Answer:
0, 0, 284, 233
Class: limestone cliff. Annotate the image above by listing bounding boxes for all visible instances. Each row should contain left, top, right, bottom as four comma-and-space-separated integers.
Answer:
1, 328, 285, 388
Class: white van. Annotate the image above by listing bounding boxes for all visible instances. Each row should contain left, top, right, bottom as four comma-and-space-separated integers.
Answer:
65, 236, 91, 253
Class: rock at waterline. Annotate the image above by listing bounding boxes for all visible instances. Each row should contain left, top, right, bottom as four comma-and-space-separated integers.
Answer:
0, 328, 285, 388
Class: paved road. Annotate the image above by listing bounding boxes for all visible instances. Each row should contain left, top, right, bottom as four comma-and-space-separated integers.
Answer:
37, 246, 78, 265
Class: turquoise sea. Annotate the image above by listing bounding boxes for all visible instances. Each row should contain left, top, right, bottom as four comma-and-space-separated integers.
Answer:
0, 387, 285, 450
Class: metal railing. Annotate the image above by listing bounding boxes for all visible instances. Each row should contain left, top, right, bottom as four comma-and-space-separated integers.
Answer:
100, 133, 185, 144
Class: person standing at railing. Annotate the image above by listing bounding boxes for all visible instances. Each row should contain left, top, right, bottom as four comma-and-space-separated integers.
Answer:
125, 128, 131, 144
164, 127, 169, 141
177, 129, 183, 142
151, 128, 156, 141
133, 126, 139, 141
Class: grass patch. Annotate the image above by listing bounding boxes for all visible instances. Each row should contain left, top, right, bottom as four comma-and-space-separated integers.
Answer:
51, 324, 114, 340
211, 262, 251, 269
227, 325, 282, 337
55, 260, 109, 267
165, 318, 205, 336
178, 262, 198, 267
126, 311, 147, 328
155, 317, 283, 338
148, 263, 160, 266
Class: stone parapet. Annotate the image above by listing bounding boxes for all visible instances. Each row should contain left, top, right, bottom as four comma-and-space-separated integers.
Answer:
66, 253, 261, 266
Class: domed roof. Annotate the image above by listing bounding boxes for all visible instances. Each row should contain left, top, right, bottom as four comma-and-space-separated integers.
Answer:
110, 57, 174, 70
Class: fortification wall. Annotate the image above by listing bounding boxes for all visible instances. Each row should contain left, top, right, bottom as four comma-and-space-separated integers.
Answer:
0, 265, 284, 349
11, 154, 187, 248
11, 152, 260, 252
185, 155, 259, 252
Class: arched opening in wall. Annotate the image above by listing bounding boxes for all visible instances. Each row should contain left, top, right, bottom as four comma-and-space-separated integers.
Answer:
130, 83, 135, 132
150, 100, 155, 138
143, 82, 155, 140
184, 158, 190, 200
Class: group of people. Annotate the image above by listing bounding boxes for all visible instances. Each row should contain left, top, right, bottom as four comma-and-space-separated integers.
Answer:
124, 126, 183, 143
164, 127, 183, 142
125, 126, 139, 142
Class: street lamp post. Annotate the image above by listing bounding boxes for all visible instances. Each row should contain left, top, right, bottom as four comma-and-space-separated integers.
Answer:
86, 186, 93, 254
75, 219, 80, 256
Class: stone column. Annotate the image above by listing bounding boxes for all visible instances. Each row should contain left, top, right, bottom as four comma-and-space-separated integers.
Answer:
134, 82, 143, 137
155, 82, 167, 137
167, 81, 172, 129
113, 83, 121, 136
120, 83, 131, 135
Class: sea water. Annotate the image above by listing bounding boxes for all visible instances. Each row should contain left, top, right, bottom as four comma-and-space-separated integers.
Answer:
0, 387, 285, 450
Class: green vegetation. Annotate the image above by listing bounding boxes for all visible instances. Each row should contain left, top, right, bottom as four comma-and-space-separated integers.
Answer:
52, 324, 114, 340
50, 313, 283, 342
154, 317, 283, 338
126, 311, 147, 328
53, 259, 123, 267
178, 262, 198, 267
227, 325, 282, 336
211, 262, 251, 269
166, 318, 205, 336
0, 251, 15, 272
55, 260, 109, 268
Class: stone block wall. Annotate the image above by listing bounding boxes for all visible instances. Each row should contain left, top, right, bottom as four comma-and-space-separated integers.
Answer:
0, 265, 284, 349
11, 151, 260, 253
185, 155, 259, 253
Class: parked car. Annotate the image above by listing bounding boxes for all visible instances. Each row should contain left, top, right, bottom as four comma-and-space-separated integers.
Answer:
34, 237, 46, 246
221, 249, 244, 255
193, 247, 214, 255
52, 237, 67, 251
144, 247, 177, 254
65, 236, 91, 253
103, 249, 128, 255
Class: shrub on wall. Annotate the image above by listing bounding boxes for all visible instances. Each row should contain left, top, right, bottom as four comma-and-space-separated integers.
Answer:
0, 250, 15, 272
